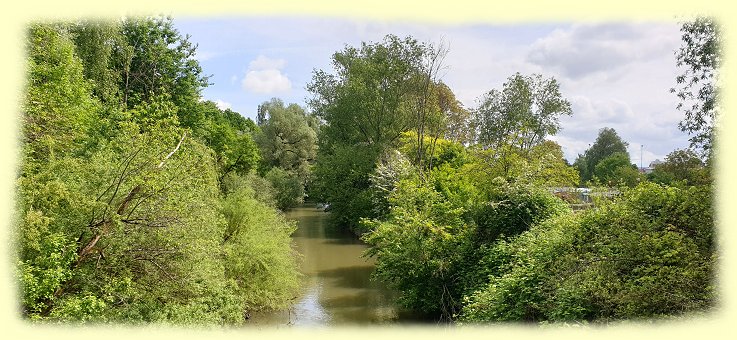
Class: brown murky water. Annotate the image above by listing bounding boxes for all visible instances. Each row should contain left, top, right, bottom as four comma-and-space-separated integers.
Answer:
246, 204, 405, 327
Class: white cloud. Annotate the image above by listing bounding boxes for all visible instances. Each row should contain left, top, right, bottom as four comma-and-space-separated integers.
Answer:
527, 23, 680, 81
249, 55, 287, 70
242, 69, 292, 94
241, 55, 292, 94
215, 99, 232, 110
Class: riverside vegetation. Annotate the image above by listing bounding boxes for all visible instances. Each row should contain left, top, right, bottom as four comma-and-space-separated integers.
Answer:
17, 16, 718, 325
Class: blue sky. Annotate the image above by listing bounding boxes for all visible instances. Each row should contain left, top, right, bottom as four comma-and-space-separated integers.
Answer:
174, 16, 690, 166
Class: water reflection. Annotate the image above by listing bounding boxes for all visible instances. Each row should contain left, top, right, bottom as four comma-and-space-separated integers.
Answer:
246, 204, 404, 327
291, 284, 330, 326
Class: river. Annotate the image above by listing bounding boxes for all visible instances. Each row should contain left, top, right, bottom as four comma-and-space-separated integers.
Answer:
246, 204, 411, 327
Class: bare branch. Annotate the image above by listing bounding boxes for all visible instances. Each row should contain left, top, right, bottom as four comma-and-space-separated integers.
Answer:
158, 131, 187, 168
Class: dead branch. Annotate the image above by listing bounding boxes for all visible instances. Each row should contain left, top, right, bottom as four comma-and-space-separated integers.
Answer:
158, 132, 187, 168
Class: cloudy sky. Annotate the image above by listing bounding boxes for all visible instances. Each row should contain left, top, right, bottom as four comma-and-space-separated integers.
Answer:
175, 16, 690, 166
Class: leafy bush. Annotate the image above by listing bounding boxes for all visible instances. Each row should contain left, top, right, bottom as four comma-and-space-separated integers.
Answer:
460, 182, 716, 322
220, 176, 301, 312
265, 167, 305, 210
363, 175, 569, 319
311, 143, 381, 230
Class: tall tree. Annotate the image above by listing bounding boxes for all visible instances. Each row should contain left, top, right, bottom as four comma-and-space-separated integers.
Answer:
69, 20, 129, 105
23, 24, 99, 166
118, 16, 209, 128
307, 35, 433, 229
308, 34, 427, 149
255, 98, 319, 209
671, 17, 722, 156
474, 73, 572, 152
256, 98, 318, 178
411, 42, 449, 178
575, 127, 629, 184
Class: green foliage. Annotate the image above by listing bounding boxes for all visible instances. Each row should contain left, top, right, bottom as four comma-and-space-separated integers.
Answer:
256, 98, 318, 175
593, 152, 642, 187
398, 131, 469, 171
18, 120, 228, 322
362, 179, 469, 317
369, 149, 417, 219
119, 16, 209, 128
308, 34, 434, 229
265, 167, 305, 210
474, 73, 572, 151
363, 163, 569, 319
672, 17, 721, 154
308, 34, 426, 149
471, 182, 570, 245
648, 149, 709, 186
197, 100, 260, 177
18, 22, 300, 325
460, 182, 715, 322
312, 144, 381, 229
221, 171, 277, 208
520, 141, 580, 187
220, 176, 301, 312
575, 127, 630, 184
255, 98, 318, 208
69, 20, 128, 104
23, 24, 99, 165
469, 140, 578, 188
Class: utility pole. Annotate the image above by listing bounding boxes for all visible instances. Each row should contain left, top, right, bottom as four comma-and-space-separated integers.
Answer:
640, 144, 643, 170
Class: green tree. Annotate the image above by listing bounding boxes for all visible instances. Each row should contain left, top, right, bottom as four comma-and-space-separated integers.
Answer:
23, 24, 99, 166
575, 127, 629, 184
197, 100, 260, 177
256, 98, 318, 179
473, 73, 572, 152
69, 20, 129, 105
593, 151, 642, 187
648, 149, 708, 185
307, 35, 433, 229
308, 34, 426, 149
672, 17, 722, 155
118, 16, 209, 128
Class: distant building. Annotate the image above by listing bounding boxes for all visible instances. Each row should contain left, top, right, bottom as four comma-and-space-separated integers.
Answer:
640, 159, 663, 174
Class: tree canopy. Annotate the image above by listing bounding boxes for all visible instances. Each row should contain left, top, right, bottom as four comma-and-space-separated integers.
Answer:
574, 127, 629, 185
307, 34, 444, 229
474, 73, 572, 152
